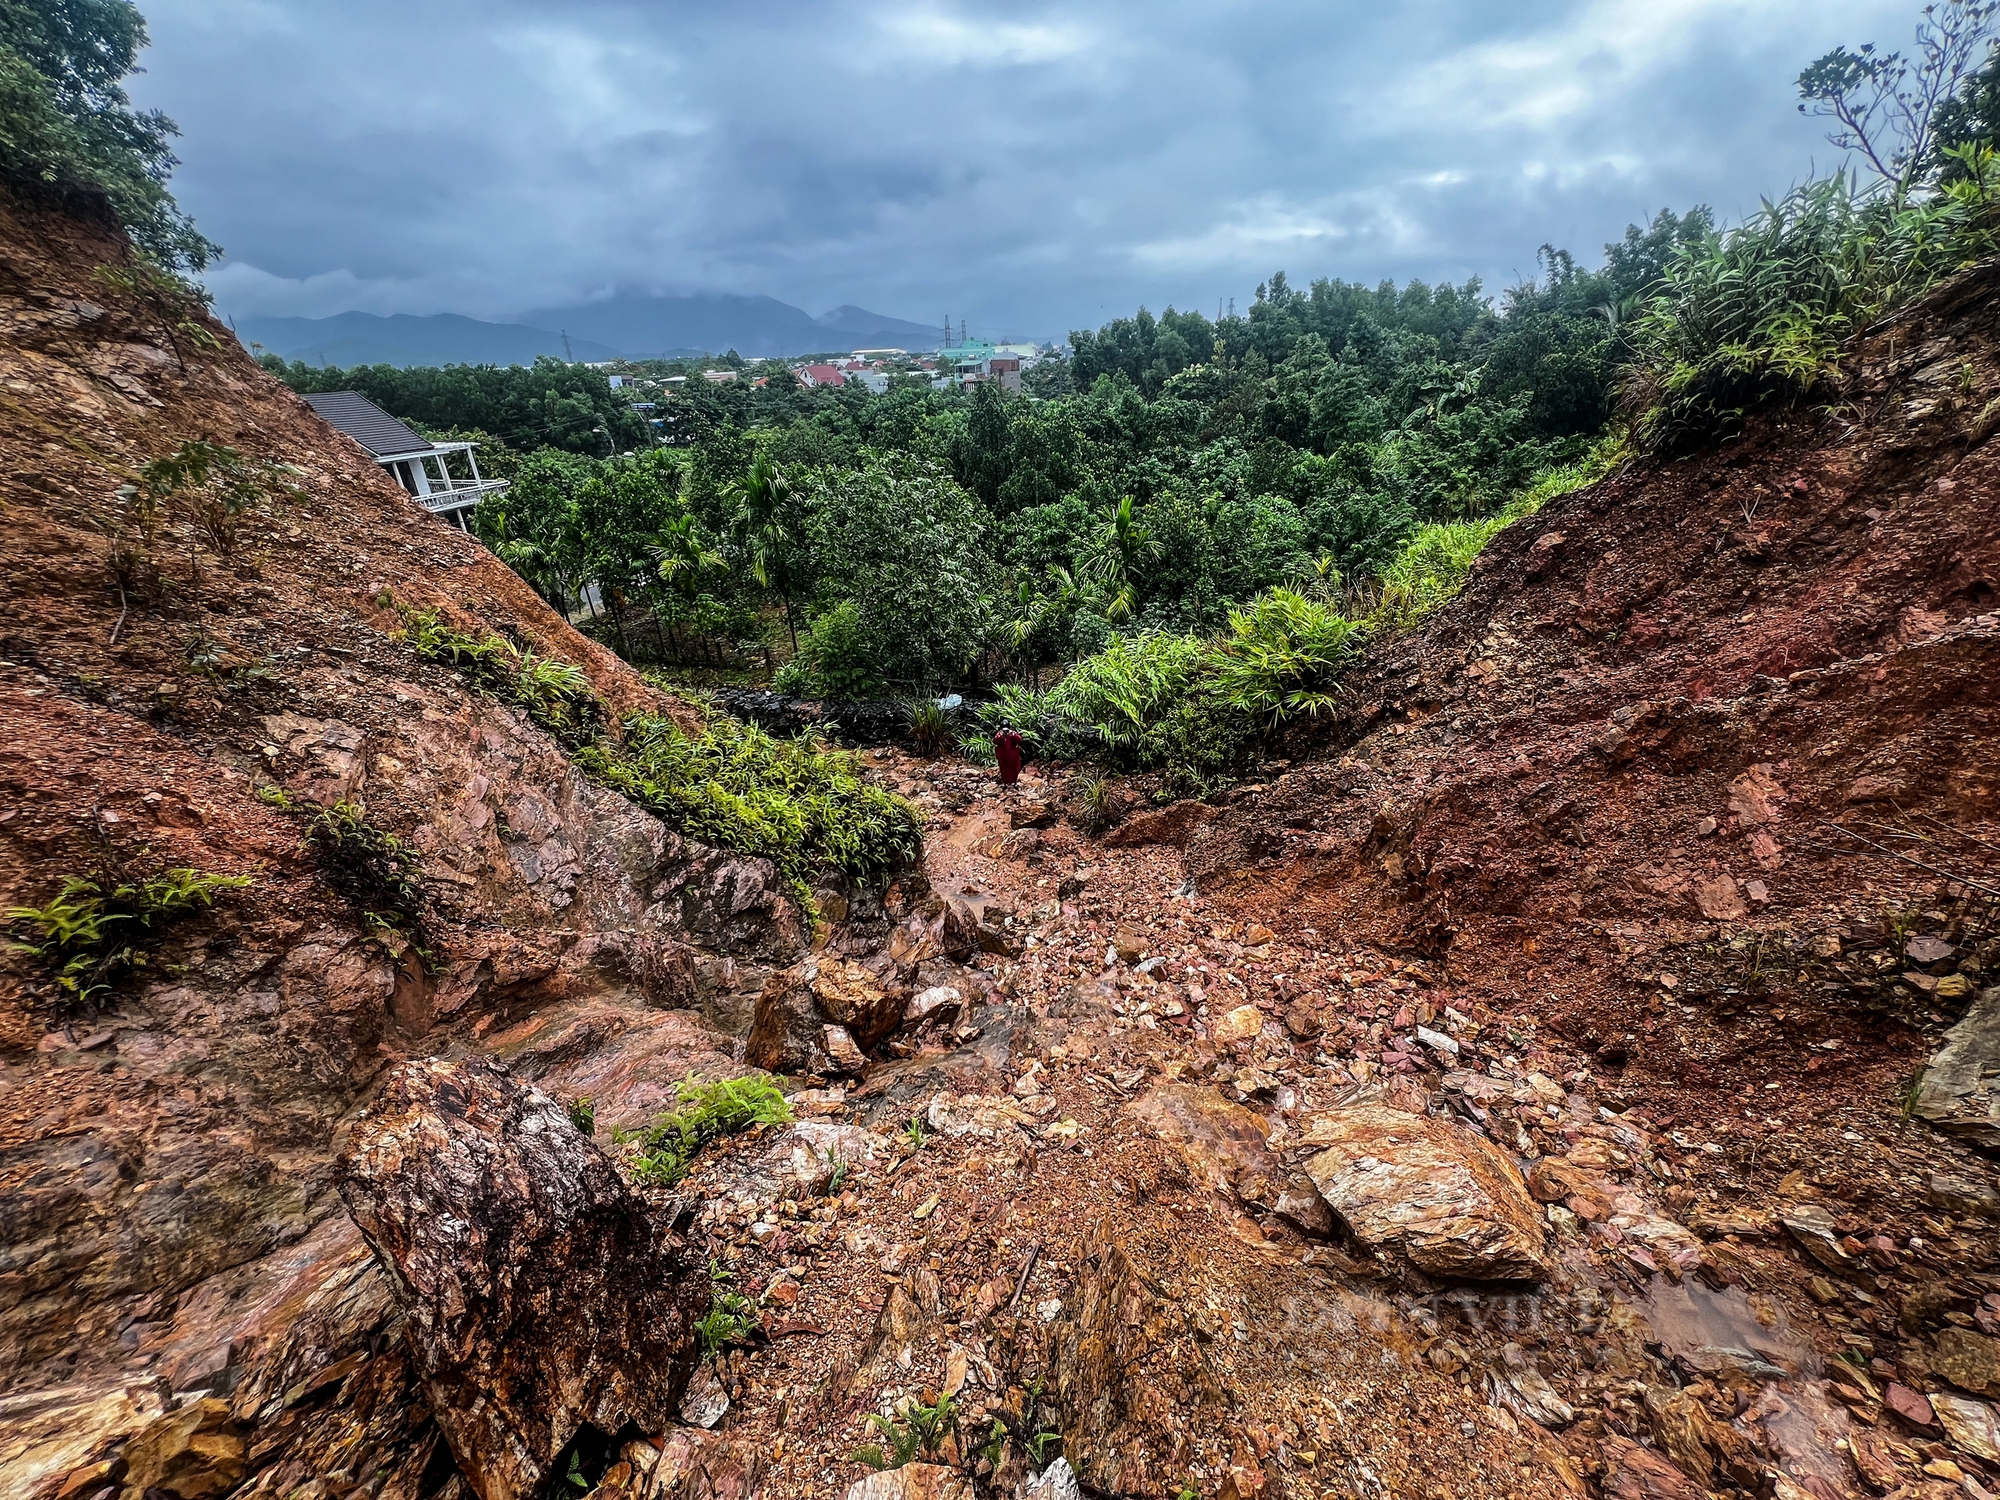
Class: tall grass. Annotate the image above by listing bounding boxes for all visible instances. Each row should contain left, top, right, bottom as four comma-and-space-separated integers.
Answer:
1625, 150, 2000, 452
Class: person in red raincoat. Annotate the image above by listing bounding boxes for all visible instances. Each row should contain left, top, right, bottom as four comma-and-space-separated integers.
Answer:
994, 726, 1024, 786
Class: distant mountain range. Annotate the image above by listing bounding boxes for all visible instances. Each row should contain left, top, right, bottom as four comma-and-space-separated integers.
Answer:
234, 295, 950, 368
231, 312, 625, 369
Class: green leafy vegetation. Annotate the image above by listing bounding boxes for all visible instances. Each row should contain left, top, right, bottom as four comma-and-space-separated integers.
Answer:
8, 865, 250, 1003
853, 1393, 961, 1471
567, 1095, 596, 1136
695, 1260, 756, 1356
296, 799, 431, 946
622, 1074, 793, 1188
0, 0, 214, 267
575, 712, 923, 906
396, 607, 602, 748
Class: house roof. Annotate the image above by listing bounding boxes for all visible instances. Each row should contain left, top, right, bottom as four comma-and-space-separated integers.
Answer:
302, 391, 435, 459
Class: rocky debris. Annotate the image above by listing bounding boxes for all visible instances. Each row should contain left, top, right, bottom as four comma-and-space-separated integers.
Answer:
1911, 986, 2000, 1150
1929, 1172, 2000, 1219
842, 1464, 974, 1500
337, 1058, 707, 1500
1296, 1100, 1550, 1280
115, 1397, 245, 1499
677, 1363, 729, 1429
1778, 1203, 1855, 1271
1600, 1435, 1707, 1500
1638, 1384, 1761, 1490
1123, 1083, 1331, 1234
1488, 1344, 1575, 1429
1936, 1395, 2000, 1462
593, 1428, 764, 1499
1019, 1458, 1082, 1500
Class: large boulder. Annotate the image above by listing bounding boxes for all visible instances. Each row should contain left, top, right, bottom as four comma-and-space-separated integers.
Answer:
1296, 1100, 1550, 1280
337, 1058, 707, 1500
747, 957, 901, 1075
1911, 986, 2000, 1150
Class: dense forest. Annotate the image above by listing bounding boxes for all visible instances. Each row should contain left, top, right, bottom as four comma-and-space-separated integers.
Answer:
14, 0, 2000, 794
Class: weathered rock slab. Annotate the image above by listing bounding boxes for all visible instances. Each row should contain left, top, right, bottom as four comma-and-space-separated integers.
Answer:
337, 1057, 706, 1500
1297, 1100, 1549, 1280
1911, 986, 2000, 1150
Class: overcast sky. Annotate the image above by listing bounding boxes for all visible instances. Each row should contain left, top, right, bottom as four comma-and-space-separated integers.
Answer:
132, 0, 1918, 339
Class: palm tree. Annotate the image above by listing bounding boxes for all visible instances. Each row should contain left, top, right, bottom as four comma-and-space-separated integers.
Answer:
651, 514, 726, 662
1081, 496, 1158, 623
727, 453, 804, 651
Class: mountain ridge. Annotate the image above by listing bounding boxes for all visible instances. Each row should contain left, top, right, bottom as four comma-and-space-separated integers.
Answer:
235, 295, 949, 368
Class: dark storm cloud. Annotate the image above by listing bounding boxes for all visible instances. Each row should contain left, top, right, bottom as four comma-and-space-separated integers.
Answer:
128, 0, 1918, 337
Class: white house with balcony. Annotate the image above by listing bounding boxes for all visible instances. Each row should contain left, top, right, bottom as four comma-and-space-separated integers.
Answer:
303, 391, 506, 529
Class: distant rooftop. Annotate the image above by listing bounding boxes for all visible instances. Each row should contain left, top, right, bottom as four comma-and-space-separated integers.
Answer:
302, 391, 434, 459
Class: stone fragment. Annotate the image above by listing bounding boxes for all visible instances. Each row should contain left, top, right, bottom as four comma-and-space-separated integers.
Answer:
810, 959, 903, 1048
1907, 935, 1956, 964
116, 1398, 245, 1500
1694, 875, 1746, 921
1910, 987, 2000, 1150
1298, 1101, 1549, 1280
0, 1381, 167, 1500
1044, 1224, 1226, 1496
903, 984, 964, 1026
337, 1058, 706, 1500
1779, 1203, 1853, 1271
1886, 1382, 1938, 1428
1021, 1458, 1082, 1500
1488, 1343, 1574, 1428
1600, 1435, 1706, 1500
1112, 927, 1147, 965
1934, 1395, 2000, 1461
842, 1464, 974, 1500
678, 1363, 729, 1429
623, 1429, 763, 1499
1282, 1001, 1322, 1039
1932, 1329, 2000, 1396
821, 1024, 868, 1077
1212, 1004, 1265, 1045
1123, 1084, 1327, 1232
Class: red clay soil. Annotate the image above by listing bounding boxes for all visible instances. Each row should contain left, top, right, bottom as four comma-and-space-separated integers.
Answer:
1157, 267, 2000, 1233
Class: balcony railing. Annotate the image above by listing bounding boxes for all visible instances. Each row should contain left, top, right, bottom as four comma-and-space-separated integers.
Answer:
415, 478, 509, 513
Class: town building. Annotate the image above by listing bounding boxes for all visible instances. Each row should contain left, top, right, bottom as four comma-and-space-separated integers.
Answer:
302, 391, 505, 530
794, 363, 848, 388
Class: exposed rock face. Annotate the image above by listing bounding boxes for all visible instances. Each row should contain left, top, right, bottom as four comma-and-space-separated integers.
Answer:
1297, 1100, 1550, 1280
1123, 1083, 1332, 1234
1043, 1227, 1225, 1495
1911, 986, 2000, 1150
842, 1464, 974, 1500
337, 1058, 706, 1500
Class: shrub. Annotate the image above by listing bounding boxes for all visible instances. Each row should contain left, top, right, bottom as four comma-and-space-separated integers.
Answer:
695, 1260, 756, 1356
854, 1393, 961, 1471
1624, 158, 2000, 452
1209, 588, 1368, 727
1044, 631, 1205, 761
781, 600, 882, 699
8, 865, 251, 1003
906, 699, 950, 756
624, 1074, 793, 1187
576, 712, 923, 906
